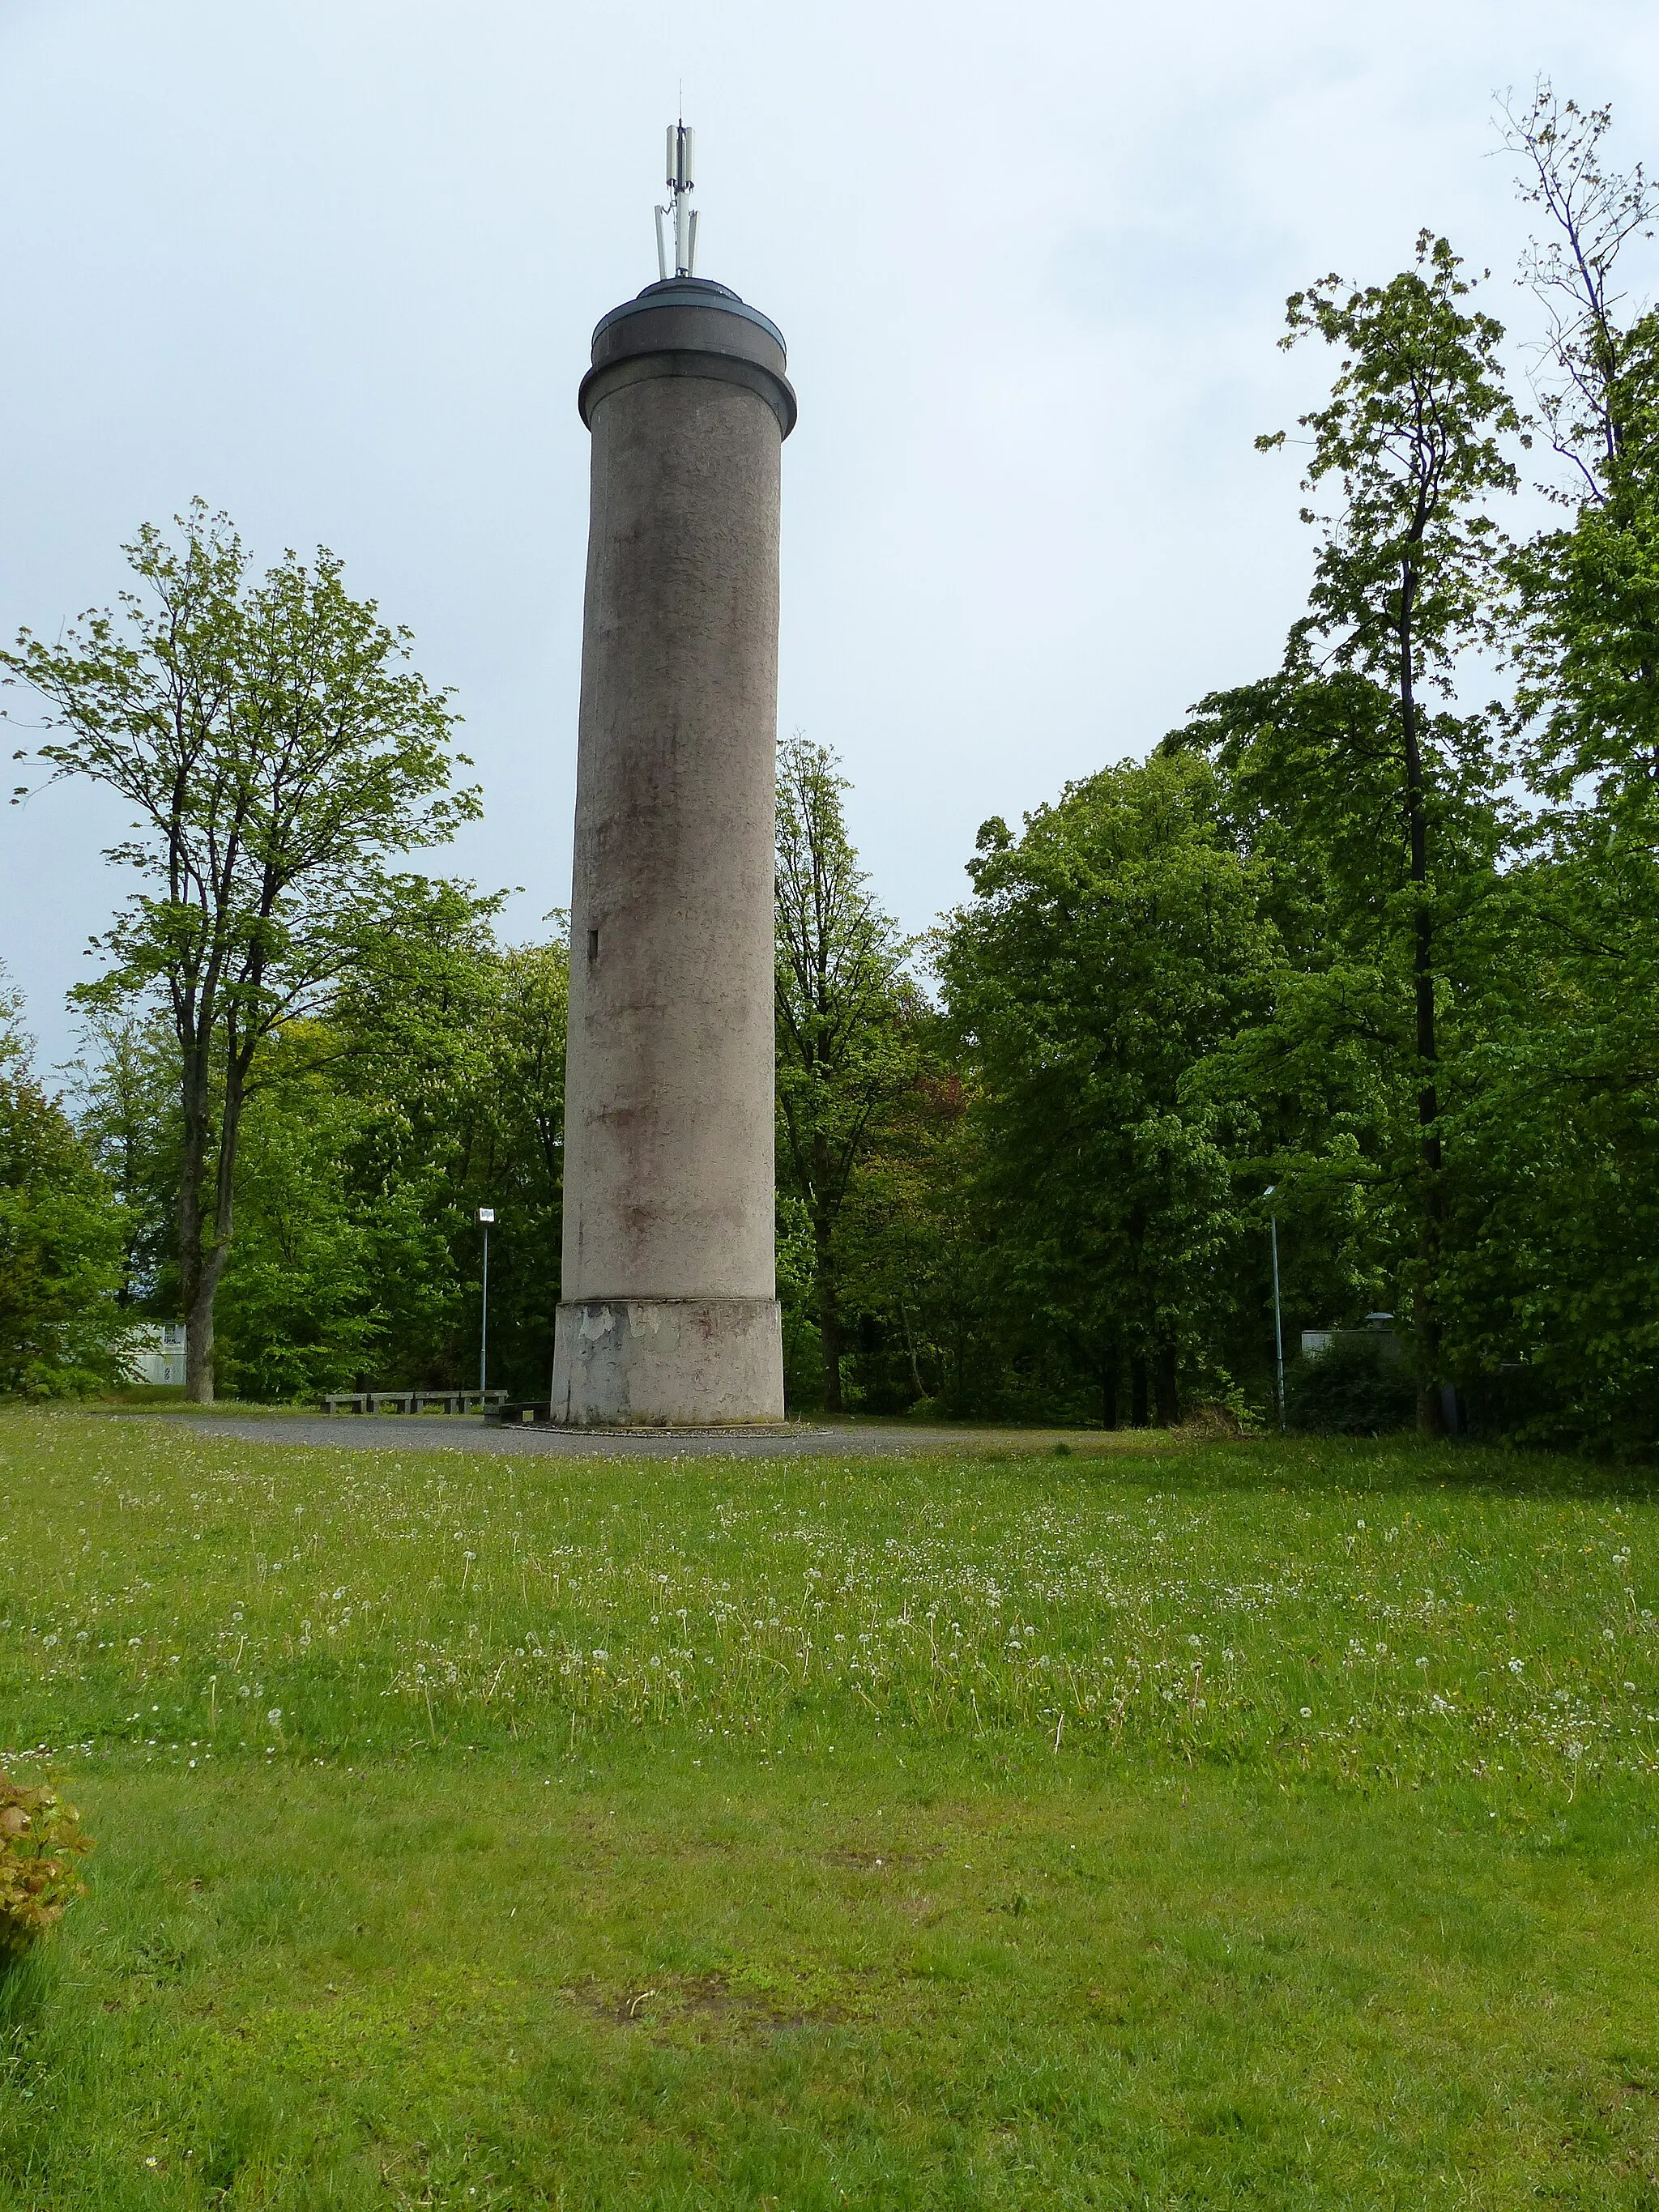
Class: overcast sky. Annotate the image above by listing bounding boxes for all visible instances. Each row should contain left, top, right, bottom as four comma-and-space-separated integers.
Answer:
3, 0, 1657, 1068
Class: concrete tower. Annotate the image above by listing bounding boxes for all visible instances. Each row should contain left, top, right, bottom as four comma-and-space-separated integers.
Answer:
550, 126, 795, 1426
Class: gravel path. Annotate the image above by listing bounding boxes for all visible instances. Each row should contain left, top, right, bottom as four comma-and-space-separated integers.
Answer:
101, 1413, 1137, 1460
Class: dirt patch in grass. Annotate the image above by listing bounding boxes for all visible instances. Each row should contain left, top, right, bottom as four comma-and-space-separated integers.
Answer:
572, 1968, 842, 2039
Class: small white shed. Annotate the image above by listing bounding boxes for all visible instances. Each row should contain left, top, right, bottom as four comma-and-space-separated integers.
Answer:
123, 1322, 186, 1386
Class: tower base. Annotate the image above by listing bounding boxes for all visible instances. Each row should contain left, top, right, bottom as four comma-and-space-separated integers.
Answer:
550, 1297, 785, 1427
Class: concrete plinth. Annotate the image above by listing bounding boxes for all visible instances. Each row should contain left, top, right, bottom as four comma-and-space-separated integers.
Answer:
551, 1297, 785, 1427
550, 277, 795, 1428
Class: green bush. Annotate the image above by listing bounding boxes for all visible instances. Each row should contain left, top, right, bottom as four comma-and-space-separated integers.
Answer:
0, 1776, 92, 1954
1285, 1334, 1417, 1435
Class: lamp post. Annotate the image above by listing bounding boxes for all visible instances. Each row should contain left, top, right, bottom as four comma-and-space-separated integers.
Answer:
477, 1208, 495, 1394
1265, 1187, 1286, 1434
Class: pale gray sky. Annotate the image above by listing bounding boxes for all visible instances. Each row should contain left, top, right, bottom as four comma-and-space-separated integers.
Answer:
3, 0, 1657, 1064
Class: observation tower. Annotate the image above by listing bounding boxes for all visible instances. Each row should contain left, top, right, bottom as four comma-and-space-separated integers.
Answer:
550, 124, 795, 1425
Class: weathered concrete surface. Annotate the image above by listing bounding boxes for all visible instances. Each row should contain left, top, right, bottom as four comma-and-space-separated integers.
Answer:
550, 1295, 783, 1427
552, 280, 793, 1426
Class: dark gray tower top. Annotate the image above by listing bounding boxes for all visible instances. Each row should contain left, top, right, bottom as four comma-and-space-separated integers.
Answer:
578, 275, 797, 440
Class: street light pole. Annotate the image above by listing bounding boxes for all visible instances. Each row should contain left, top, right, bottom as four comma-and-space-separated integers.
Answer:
477, 1208, 495, 1395
1265, 1187, 1286, 1434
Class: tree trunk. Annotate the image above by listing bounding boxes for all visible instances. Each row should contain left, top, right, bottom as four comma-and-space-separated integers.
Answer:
184, 1259, 229, 1404
899, 1296, 924, 1402
1099, 1363, 1118, 1431
1129, 1355, 1149, 1429
1153, 1343, 1180, 1428
177, 1027, 215, 1402
1398, 559, 1445, 1438
178, 1029, 249, 1404
813, 1202, 842, 1415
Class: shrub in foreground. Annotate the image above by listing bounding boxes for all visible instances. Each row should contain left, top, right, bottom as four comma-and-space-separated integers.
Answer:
0, 1776, 92, 1954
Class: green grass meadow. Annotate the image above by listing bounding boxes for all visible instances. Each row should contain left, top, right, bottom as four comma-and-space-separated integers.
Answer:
2, 1409, 1657, 2208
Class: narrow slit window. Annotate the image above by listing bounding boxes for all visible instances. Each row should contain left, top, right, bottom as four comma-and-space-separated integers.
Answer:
587, 928, 599, 961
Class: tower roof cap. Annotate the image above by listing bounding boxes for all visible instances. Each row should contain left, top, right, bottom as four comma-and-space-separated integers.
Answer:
582, 275, 795, 437
593, 278, 787, 359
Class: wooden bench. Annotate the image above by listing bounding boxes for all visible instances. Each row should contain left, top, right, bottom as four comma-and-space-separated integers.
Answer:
487, 1399, 552, 1426
321, 1388, 508, 1417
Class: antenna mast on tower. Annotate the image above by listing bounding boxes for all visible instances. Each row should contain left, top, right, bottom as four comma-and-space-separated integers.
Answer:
655, 121, 697, 280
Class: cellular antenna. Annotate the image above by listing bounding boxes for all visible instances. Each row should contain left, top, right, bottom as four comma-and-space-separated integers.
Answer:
654, 120, 698, 280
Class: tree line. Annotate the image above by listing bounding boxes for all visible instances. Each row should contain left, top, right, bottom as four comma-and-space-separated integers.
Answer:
1, 86, 1655, 1452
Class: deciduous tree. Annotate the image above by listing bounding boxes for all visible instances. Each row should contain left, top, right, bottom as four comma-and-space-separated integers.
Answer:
1256, 235, 1520, 1426
2, 505, 478, 1399
0, 979, 126, 1397
939, 752, 1278, 1426
774, 735, 918, 1413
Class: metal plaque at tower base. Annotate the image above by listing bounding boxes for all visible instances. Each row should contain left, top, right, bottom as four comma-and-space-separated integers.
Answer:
550, 1296, 785, 1428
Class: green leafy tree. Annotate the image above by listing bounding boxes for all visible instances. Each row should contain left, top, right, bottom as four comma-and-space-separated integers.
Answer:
433, 935, 569, 1398
1172, 669, 1511, 1402
774, 735, 919, 1413
1417, 86, 1659, 1454
64, 887, 568, 1404
319, 879, 509, 1390
1256, 234, 1521, 1426
331, 888, 568, 1399
0, 980, 127, 1397
65, 1009, 179, 1311
939, 752, 1280, 1426
830, 1065, 992, 1415
208, 1038, 382, 1400
2, 504, 479, 1400
1438, 855, 1659, 1454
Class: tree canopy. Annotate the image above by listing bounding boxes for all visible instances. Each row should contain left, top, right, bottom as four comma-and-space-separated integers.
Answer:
2, 504, 478, 1399
4, 83, 1656, 1458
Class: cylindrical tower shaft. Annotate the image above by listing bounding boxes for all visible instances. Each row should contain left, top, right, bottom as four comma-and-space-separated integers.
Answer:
551, 277, 796, 1425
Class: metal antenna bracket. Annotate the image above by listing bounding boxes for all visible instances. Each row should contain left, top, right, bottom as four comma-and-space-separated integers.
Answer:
655, 120, 698, 278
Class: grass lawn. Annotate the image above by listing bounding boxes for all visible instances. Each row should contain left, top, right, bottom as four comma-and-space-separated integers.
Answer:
1, 1411, 1657, 2209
